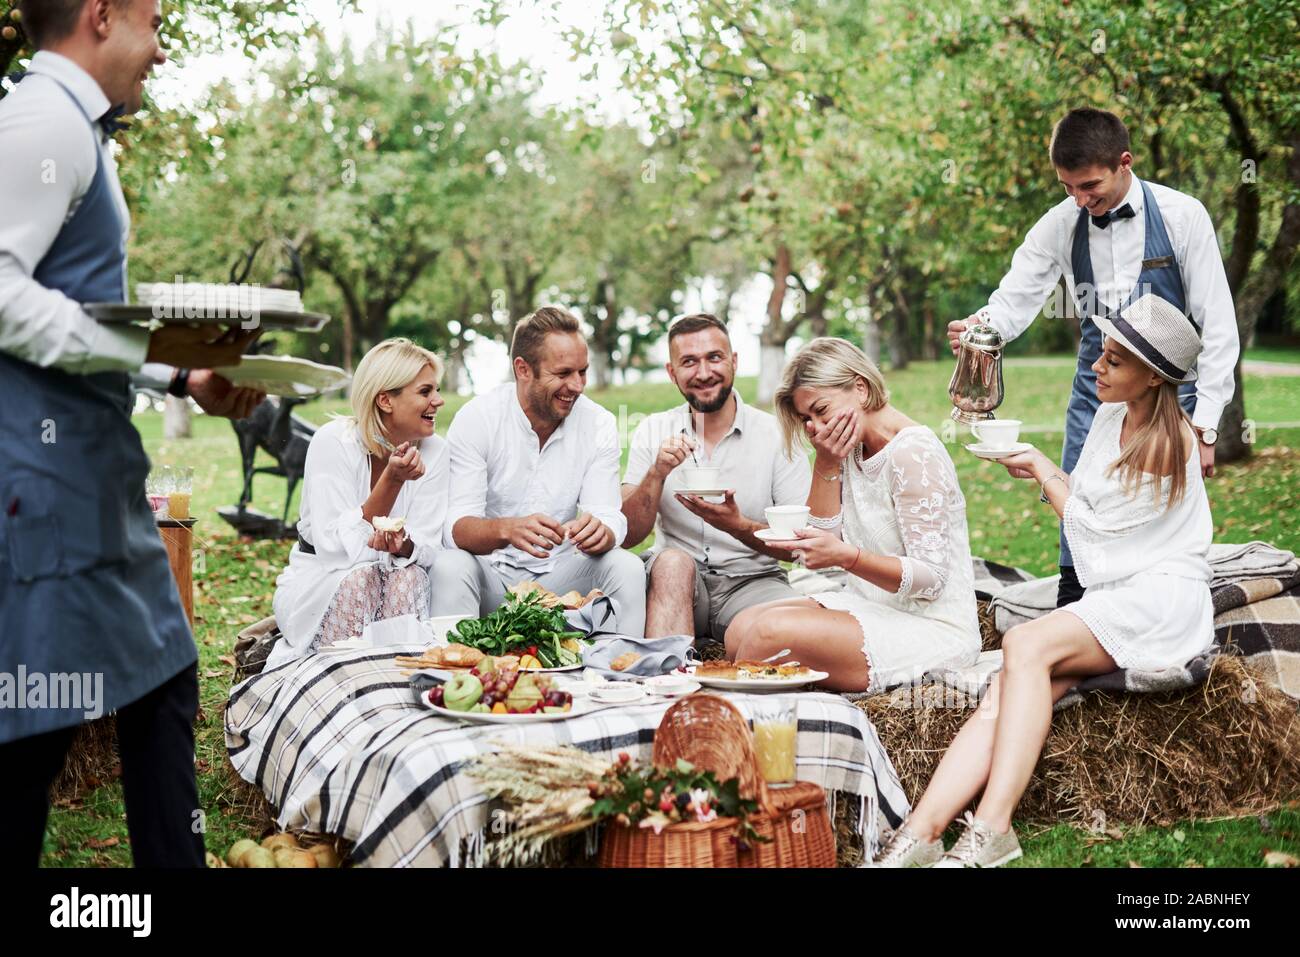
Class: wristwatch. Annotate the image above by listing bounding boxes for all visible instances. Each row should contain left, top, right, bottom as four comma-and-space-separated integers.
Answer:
1196, 426, 1218, 446
167, 367, 191, 398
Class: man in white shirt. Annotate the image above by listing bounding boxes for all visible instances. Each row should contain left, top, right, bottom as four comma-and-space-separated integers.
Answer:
434, 306, 646, 636
0, 0, 263, 868
622, 314, 812, 641
947, 107, 1239, 607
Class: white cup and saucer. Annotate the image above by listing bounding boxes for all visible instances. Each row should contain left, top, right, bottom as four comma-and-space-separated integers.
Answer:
677, 465, 726, 498
965, 419, 1032, 460
755, 505, 812, 543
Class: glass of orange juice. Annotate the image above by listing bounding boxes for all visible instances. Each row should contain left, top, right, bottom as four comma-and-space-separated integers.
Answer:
167, 466, 193, 520
752, 698, 797, 789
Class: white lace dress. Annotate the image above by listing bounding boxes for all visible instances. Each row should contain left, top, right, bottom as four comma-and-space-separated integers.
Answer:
811, 427, 982, 694
1059, 403, 1214, 669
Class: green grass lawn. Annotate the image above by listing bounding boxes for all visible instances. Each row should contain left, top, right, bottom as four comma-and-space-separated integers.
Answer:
1245, 345, 1300, 366
39, 355, 1300, 867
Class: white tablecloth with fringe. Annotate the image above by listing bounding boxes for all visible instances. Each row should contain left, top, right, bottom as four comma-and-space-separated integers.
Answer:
224, 645, 911, 867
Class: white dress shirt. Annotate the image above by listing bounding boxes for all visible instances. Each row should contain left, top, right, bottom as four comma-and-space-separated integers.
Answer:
623, 392, 812, 576
0, 51, 148, 373
445, 382, 628, 571
982, 175, 1239, 430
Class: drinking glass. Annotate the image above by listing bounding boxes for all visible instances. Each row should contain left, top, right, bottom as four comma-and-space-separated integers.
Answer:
752, 698, 798, 788
168, 466, 193, 521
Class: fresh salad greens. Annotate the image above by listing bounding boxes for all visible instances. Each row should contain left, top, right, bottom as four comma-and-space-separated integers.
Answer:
450, 592, 592, 668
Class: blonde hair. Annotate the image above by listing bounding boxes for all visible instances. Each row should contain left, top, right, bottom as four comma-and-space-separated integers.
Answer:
349, 338, 444, 457
1107, 379, 1192, 508
774, 337, 890, 456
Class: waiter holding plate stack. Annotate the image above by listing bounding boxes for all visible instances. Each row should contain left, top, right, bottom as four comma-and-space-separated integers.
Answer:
0, 0, 262, 866
948, 107, 1239, 608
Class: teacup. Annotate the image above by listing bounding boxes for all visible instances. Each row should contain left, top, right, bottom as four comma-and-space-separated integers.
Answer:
680, 465, 721, 490
973, 418, 1022, 450
765, 505, 811, 538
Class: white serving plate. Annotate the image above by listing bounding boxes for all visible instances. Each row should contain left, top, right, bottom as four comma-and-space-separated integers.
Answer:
686, 667, 829, 692
416, 687, 592, 723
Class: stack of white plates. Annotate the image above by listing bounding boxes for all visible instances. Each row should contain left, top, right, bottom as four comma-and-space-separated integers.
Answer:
135, 282, 304, 316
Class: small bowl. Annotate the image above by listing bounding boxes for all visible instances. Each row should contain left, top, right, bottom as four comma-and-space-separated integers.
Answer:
643, 675, 700, 697
589, 683, 646, 704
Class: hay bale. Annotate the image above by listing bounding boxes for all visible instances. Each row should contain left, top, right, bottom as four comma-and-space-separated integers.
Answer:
51, 716, 120, 803
215, 758, 280, 838
977, 599, 1001, 652
862, 655, 1300, 827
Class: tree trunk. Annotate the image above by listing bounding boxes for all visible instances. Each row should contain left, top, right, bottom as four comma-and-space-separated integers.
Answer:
443, 351, 469, 394
590, 347, 612, 391
886, 302, 910, 370
1216, 364, 1251, 463
862, 306, 882, 366
1216, 130, 1300, 464
758, 343, 786, 405
163, 395, 191, 439
341, 308, 355, 377
757, 243, 792, 404
921, 300, 938, 361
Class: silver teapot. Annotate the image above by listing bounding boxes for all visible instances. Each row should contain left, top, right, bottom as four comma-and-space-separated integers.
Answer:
948, 320, 1005, 424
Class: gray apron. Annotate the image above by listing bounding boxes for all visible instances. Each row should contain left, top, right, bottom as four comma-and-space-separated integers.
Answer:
0, 77, 195, 744
1059, 179, 1198, 566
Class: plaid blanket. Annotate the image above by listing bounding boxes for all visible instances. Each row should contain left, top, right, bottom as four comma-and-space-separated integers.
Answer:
224, 646, 911, 867
970, 554, 1300, 703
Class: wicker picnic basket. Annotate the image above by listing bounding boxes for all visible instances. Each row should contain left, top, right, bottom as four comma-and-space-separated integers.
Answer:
597, 693, 836, 867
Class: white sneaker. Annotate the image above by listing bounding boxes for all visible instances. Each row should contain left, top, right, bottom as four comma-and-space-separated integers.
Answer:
868, 821, 944, 868
932, 813, 1022, 868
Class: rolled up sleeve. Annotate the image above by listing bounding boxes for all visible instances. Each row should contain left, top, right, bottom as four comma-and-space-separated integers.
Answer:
582, 411, 628, 544
445, 402, 489, 547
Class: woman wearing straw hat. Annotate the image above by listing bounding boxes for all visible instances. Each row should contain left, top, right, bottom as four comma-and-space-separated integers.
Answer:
876, 292, 1214, 868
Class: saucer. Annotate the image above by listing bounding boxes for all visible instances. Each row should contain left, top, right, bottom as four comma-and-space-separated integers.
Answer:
755, 527, 808, 542
677, 488, 728, 497
965, 441, 1032, 460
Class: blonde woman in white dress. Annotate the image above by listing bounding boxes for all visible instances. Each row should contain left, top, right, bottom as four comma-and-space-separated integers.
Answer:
268, 339, 456, 668
725, 338, 981, 693
875, 293, 1214, 868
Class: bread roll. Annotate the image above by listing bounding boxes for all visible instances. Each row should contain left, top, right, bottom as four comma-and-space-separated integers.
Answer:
438, 643, 484, 668
611, 652, 641, 672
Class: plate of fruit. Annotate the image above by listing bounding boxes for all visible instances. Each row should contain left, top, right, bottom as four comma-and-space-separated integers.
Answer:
414, 657, 582, 723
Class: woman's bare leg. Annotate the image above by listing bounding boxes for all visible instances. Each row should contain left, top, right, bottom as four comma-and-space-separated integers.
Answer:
724, 598, 872, 692
905, 671, 1077, 843
974, 610, 1116, 832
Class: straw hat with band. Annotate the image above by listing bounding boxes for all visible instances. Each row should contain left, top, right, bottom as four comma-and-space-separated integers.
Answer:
1093, 292, 1202, 385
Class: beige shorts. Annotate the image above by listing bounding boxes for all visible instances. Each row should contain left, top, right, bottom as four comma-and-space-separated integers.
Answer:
643, 553, 798, 640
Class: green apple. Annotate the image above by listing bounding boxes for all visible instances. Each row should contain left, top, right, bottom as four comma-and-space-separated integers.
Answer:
444, 673, 483, 711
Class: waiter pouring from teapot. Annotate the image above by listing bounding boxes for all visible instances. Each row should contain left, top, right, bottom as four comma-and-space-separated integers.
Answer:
948, 107, 1239, 608
0, 0, 263, 866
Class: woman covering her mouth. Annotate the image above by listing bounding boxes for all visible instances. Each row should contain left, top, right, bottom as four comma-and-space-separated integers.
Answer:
268, 338, 455, 666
